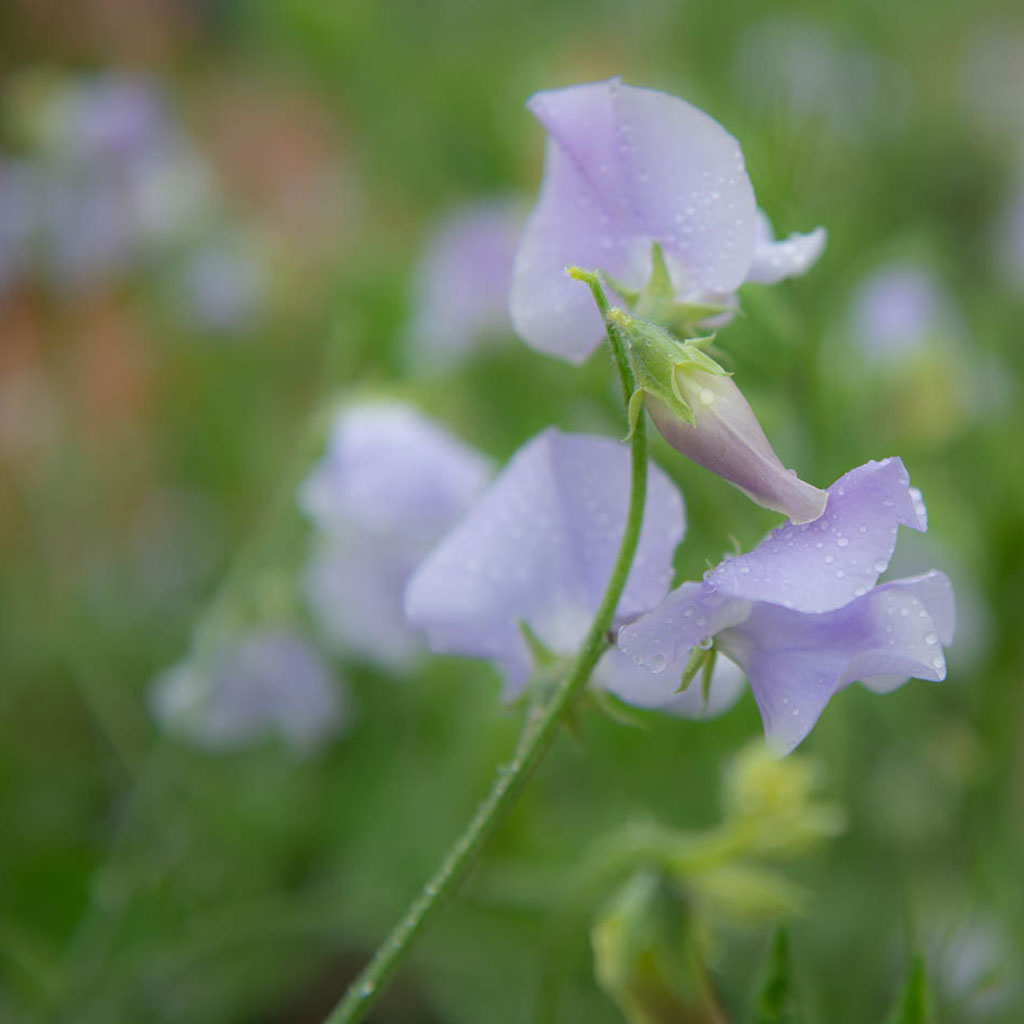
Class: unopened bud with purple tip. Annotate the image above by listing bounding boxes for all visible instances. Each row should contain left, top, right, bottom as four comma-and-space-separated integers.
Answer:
612, 308, 826, 524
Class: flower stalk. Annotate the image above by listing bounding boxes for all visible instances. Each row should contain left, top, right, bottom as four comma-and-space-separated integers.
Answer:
323, 275, 649, 1024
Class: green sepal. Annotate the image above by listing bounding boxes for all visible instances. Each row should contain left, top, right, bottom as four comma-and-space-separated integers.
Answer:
625, 388, 648, 439
603, 271, 640, 307
630, 243, 731, 339
700, 648, 716, 706
519, 620, 559, 669
588, 685, 648, 730
676, 644, 713, 693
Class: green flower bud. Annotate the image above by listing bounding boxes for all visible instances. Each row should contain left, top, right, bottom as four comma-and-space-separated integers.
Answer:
592, 869, 728, 1024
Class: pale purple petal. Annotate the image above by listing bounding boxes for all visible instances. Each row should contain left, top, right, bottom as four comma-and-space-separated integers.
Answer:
616, 582, 751, 673
718, 575, 951, 752
710, 457, 927, 612
407, 199, 523, 368
607, 80, 758, 294
404, 429, 684, 696
511, 78, 758, 363
298, 402, 490, 670
299, 402, 492, 546
746, 210, 827, 285
304, 541, 423, 671
510, 137, 639, 363
599, 645, 746, 718
151, 630, 344, 752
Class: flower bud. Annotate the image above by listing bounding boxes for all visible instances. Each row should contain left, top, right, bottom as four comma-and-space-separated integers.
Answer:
591, 869, 726, 1024
614, 311, 827, 524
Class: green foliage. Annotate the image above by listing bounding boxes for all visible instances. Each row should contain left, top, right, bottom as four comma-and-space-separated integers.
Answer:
756, 930, 801, 1024
886, 958, 931, 1024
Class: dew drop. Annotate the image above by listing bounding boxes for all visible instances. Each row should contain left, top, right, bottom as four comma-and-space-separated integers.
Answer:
932, 656, 944, 670
836, 536, 850, 548
925, 632, 938, 645
649, 653, 668, 672
824, 554, 835, 564
873, 559, 888, 573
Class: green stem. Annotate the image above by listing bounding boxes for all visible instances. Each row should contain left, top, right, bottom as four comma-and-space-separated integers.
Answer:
324, 275, 645, 1024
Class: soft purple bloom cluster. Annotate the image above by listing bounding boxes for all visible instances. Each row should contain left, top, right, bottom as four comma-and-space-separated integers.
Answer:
510, 78, 825, 364
300, 401, 491, 670
152, 629, 343, 752
406, 200, 523, 368
0, 72, 266, 331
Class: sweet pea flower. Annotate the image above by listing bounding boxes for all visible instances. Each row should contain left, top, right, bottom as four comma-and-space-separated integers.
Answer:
618, 457, 954, 753
299, 401, 492, 670
406, 199, 523, 368
151, 629, 344, 752
406, 428, 698, 702
510, 77, 825, 363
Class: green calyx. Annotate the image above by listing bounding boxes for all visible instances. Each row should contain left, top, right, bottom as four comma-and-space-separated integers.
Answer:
606, 243, 730, 339
675, 643, 717, 705
606, 307, 730, 438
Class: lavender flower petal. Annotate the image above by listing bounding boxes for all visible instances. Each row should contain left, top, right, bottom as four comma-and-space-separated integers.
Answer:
616, 582, 751, 672
511, 78, 758, 362
599, 646, 747, 718
747, 211, 828, 285
719, 573, 952, 752
709, 457, 927, 612
404, 429, 685, 695
304, 541, 423, 671
510, 128, 639, 363
299, 402, 492, 545
299, 401, 491, 669
152, 630, 344, 752
407, 200, 523, 368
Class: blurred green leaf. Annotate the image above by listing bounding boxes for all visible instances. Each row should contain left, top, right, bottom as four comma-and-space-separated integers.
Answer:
886, 957, 931, 1024
756, 930, 800, 1024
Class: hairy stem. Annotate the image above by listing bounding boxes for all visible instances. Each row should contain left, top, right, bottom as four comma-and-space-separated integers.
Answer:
323, 275, 646, 1024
